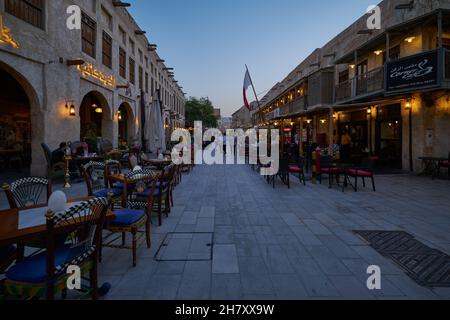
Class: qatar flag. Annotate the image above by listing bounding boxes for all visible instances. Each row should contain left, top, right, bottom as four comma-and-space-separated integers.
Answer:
243, 69, 252, 111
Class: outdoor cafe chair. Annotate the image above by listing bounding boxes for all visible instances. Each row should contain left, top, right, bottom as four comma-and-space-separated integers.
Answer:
105, 160, 124, 190
3, 177, 52, 210
0, 245, 17, 274
101, 171, 157, 267
3, 177, 53, 259
343, 157, 376, 192
80, 161, 122, 199
437, 152, 450, 179
134, 165, 173, 226
41, 143, 65, 180
3, 197, 109, 300
316, 154, 345, 189
267, 159, 290, 189
289, 157, 306, 186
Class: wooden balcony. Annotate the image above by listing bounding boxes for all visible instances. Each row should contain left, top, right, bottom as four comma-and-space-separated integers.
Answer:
335, 66, 384, 103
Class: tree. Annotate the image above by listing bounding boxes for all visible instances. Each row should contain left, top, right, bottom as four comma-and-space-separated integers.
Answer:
185, 97, 218, 128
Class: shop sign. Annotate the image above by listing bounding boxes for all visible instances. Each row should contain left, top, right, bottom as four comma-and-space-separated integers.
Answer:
0, 15, 19, 48
77, 63, 116, 87
386, 49, 441, 93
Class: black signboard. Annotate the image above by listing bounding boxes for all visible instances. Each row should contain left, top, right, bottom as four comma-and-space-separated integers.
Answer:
386, 49, 441, 92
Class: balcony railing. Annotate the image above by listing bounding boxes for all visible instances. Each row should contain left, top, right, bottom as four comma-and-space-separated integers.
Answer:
445, 49, 450, 80
278, 97, 306, 117
356, 66, 384, 96
335, 66, 384, 103
335, 80, 351, 102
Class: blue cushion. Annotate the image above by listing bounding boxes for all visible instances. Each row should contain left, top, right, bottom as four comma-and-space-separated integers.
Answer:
6, 245, 85, 283
113, 182, 124, 189
93, 188, 122, 198
0, 245, 16, 261
111, 208, 146, 226
135, 188, 159, 199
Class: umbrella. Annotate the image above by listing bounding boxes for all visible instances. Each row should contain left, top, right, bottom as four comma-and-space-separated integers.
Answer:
146, 96, 166, 153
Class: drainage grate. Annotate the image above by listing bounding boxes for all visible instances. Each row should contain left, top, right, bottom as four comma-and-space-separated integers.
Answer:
154, 233, 213, 262
354, 230, 450, 288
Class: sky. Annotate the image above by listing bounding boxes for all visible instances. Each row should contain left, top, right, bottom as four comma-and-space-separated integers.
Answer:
128, 0, 376, 116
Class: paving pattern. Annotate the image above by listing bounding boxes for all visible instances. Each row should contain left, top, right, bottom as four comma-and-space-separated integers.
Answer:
2, 164, 450, 300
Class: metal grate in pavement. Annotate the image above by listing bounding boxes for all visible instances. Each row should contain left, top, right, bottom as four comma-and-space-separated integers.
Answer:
154, 232, 213, 262
354, 230, 450, 288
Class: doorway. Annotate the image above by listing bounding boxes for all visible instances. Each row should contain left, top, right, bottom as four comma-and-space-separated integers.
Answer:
0, 68, 32, 174
376, 104, 402, 169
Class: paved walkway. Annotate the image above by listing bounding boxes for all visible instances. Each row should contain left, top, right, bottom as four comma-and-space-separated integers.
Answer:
96, 164, 450, 300
2, 164, 450, 300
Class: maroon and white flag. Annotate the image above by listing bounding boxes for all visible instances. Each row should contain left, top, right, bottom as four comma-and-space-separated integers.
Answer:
243, 69, 252, 111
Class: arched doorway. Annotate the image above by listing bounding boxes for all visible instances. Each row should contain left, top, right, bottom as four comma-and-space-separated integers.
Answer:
79, 91, 112, 152
0, 68, 32, 174
118, 102, 134, 146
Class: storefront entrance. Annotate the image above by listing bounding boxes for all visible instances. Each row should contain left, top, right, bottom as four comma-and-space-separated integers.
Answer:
376, 104, 402, 169
0, 68, 32, 173
118, 102, 135, 147
79, 91, 112, 153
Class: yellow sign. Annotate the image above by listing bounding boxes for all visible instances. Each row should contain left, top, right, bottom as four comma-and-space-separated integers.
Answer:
77, 63, 116, 87
0, 15, 19, 48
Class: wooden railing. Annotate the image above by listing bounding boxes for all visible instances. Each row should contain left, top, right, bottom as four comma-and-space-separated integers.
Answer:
335, 80, 352, 102
335, 66, 384, 103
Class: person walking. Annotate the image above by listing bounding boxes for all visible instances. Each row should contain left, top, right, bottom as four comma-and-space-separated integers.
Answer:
340, 130, 352, 163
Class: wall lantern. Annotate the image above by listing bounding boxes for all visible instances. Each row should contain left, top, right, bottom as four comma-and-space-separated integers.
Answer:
349, 64, 355, 69
117, 111, 122, 121
405, 98, 412, 110
374, 50, 383, 56
333, 113, 338, 120
65, 100, 76, 117
306, 119, 312, 124
320, 119, 327, 124
367, 108, 372, 115
404, 36, 416, 43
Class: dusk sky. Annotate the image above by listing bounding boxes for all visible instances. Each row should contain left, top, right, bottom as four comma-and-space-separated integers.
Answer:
128, 0, 376, 116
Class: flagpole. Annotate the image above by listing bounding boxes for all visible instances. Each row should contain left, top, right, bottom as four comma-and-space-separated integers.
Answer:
246, 65, 263, 127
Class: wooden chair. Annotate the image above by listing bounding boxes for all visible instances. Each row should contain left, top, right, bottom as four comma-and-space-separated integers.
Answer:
101, 171, 157, 267
2, 178, 53, 259
41, 143, 65, 180
80, 161, 122, 199
3, 197, 109, 300
135, 165, 172, 226
0, 245, 16, 274
3, 177, 52, 209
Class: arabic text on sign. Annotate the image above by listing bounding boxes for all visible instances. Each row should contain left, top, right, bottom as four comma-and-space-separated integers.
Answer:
0, 15, 19, 48
77, 64, 116, 87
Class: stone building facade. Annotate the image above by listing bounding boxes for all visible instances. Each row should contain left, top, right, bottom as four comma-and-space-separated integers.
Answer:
0, 0, 185, 176
232, 102, 256, 130
256, 0, 450, 173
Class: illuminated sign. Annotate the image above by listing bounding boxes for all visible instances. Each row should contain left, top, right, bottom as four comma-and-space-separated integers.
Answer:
0, 15, 19, 48
77, 63, 116, 87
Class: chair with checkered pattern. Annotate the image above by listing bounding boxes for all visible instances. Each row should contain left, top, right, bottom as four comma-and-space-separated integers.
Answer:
101, 171, 158, 267
80, 161, 122, 199
3, 197, 109, 300
3, 177, 52, 210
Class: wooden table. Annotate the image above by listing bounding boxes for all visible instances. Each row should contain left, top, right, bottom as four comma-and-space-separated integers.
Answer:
418, 157, 447, 178
142, 158, 172, 170
0, 197, 114, 247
